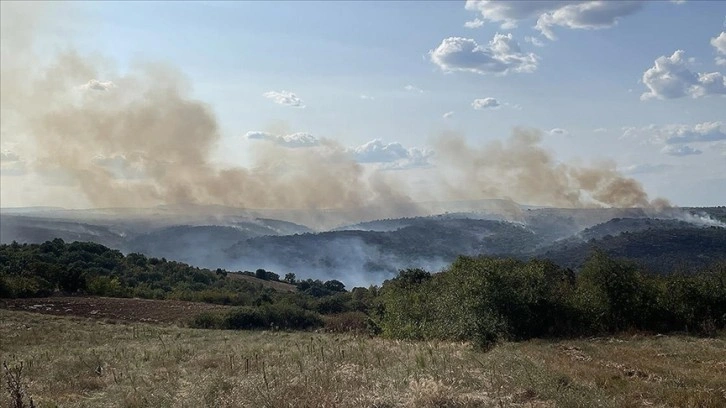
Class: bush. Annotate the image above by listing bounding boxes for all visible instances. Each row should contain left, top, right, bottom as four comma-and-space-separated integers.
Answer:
190, 311, 225, 329
224, 304, 323, 331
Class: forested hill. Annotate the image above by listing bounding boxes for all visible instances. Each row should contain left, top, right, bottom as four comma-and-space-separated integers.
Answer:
536, 226, 726, 273
0, 239, 302, 302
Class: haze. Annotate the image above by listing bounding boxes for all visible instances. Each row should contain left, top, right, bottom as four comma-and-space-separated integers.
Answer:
1, 1, 725, 214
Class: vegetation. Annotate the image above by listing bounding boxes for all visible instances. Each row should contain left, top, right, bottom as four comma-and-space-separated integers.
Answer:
2, 310, 725, 407
0, 239, 368, 332
2, 239, 725, 350
375, 253, 726, 348
538, 225, 726, 273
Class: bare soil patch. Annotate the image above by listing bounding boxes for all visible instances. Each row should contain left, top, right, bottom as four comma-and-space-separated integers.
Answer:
0, 296, 229, 324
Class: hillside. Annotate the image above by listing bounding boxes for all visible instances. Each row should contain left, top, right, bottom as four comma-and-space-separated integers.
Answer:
537, 225, 726, 273
224, 219, 541, 282
0, 239, 298, 303
1, 206, 724, 283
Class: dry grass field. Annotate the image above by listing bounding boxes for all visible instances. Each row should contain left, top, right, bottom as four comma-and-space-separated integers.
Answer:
1, 306, 724, 408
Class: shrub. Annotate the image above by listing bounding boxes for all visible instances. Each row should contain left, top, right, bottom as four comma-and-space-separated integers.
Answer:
224, 304, 323, 331
190, 311, 226, 329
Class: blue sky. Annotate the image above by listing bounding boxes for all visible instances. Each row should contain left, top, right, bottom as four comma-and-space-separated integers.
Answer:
1, 1, 725, 208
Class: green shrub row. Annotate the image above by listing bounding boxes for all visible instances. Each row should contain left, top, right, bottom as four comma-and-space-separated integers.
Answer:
191, 303, 323, 331
375, 252, 726, 348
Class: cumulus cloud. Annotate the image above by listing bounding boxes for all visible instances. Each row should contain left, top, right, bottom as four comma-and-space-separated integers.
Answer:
404, 84, 424, 93
443, 111, 455, 119
79, 79, 115, 91
712, 32, 726, 65
641, 50, 726, 100
593, 127, 608, 133
262, 90, 305, 108
472, 97, 500, 109
245, 131, 320, 148
464, 1, 644, 40
623, 122, 726, 145
360, 94, 374, 100
429, 34, 538, 75
464, 18, 484, 28
661, 145, 702, 156
351, 139, 433, 169
534, 1, 643, 40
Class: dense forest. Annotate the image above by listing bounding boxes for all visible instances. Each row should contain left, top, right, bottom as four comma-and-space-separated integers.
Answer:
1, 239, 724, 348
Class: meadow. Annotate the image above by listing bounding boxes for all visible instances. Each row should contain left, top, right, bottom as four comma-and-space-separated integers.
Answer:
2, 308, 725, 408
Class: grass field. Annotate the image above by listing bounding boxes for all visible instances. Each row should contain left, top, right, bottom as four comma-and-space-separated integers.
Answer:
1, 306, 725, 408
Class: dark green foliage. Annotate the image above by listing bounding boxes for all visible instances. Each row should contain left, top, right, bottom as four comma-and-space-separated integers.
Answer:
539, 226, 726, 274
190, 311, 225, 329
377, 253, 726, 349
223, 304, 323, 330
0, 240, 290, 307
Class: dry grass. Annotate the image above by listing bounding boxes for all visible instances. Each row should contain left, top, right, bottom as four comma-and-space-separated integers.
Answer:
1, 309, 724, 408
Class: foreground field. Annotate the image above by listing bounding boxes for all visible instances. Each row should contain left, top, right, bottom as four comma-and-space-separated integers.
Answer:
1, 309, 725, 408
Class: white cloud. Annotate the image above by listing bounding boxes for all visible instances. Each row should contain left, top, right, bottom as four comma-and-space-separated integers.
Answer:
534, 1, 644, 40
661, 145, 702, 156
443, 111, 455, 119
548, 128, 569, 136
351, 139, 433, 169
245, 131, 319, 148
663, 122, 726, 144
464, 18, 484, 28
622, 122, 726, 145
524, 36, 545, 47
79, 79, 116, 91
621, 163, 674, 175
404, 84, 424, 93
464, 1, 644, 40
429, 34, 538, 75
640, 50, 726, 100
471, 97, 500, 109
262, 90, 305, 108
593, 127, 608, 133
711, 32, 726, 65
360, 94, 375, 100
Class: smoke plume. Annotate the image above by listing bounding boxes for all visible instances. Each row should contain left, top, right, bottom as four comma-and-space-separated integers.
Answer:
433, 130, 668, 209
1, 2, 669, 225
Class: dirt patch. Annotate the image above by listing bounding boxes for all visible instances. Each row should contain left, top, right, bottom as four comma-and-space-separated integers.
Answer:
0, 297, 230, 324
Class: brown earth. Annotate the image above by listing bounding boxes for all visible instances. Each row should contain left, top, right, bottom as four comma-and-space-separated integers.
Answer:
0, 296, 230, 324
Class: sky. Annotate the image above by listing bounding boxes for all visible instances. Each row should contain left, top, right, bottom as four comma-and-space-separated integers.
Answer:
1, 0, 725, 209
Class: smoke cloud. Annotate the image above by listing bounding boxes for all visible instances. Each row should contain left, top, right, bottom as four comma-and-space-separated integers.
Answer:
1, 2, 669, 226
433, 129, 669, 209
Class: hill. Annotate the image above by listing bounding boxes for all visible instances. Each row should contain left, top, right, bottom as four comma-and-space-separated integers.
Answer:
536, 225, 726, 273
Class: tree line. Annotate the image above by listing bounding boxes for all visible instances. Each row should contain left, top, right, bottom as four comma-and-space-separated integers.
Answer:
1, 239, 724, 346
